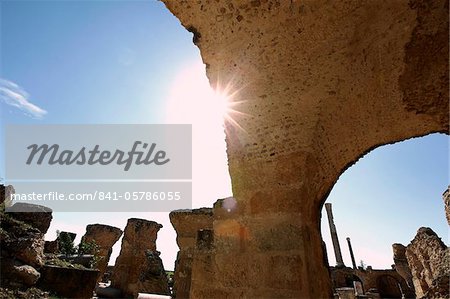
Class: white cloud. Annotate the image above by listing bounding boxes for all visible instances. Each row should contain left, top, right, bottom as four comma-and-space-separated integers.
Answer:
0, 78, 47, 119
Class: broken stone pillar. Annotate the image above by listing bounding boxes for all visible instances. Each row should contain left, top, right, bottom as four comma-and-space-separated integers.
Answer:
325, 203, 345, 267
161, 0, 449, 297
169, 208, 214, 299
405, 227, 449, 298
392, 243, 414, 289
111, 218, 169, 298
80, 224, 123, 282
443, 186, 450, 225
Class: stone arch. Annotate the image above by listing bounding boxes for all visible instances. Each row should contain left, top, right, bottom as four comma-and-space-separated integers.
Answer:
162, 0, 448, 297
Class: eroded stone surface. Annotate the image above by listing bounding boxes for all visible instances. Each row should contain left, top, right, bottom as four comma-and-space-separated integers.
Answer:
405, 227, 449, 298
0, 214, 45, 268
80, 224, 122, 281
392, 243, 414, 289
111, 218, 169, 298
161, 0, 448, 297
169, 208, 213, 298
8, 203, 53, 234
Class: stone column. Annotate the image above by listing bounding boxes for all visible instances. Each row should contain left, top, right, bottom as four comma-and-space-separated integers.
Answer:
325, 203, 345, 267
346, 237, 357, 270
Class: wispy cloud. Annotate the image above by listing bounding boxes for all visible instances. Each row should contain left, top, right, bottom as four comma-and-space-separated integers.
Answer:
0, 78, 47, 119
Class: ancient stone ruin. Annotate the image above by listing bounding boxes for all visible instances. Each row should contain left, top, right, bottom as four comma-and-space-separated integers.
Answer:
330, 266, 414, 299
111, 218, 170, 298
0, 198, 99, 298
80, 223, 123, 282
325, 203, 415, 298
392, 243, 414, 290
1, 0, 448, 297
6, 203, 52, 234
170, 208, 214, 298
404, 227, 449, 298
160, 0, 449, 296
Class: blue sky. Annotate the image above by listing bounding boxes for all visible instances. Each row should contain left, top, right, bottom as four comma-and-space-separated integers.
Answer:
1, 0, 448, 270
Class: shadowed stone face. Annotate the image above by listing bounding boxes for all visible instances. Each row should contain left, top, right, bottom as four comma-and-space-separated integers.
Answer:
169, 208, 214, 299
162, 0, 448, 297
80, 224, 123, 282
111, 218, 169, 298
392, 243, 414, 289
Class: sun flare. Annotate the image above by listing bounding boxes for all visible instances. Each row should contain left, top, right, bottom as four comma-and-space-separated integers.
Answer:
164, 61, 233, 209
165, 62, 243, 130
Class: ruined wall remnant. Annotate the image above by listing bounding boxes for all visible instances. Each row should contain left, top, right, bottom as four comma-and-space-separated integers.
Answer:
330, 266, 414, 298
443, 186, 450, 225
392, 243, 414, 290
405, 227, 449, 299
169, 208, 213, 298
111, 218, 169, 298
80, 224, 122, 281
0, 199, 49, 289
161, 0, 449, 297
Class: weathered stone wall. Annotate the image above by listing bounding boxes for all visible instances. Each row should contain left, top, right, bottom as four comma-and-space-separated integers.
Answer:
111, 218, 169, 298
80, 224, 122, 282
161, 0, 449, 297
169, 208, 213, 298
405, 227, 449, 299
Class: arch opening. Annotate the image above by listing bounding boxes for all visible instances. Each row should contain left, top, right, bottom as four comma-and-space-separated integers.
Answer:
320, 133, 449, 297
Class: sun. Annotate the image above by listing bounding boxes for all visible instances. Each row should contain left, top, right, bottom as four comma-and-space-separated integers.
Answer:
165, 62, 239, 127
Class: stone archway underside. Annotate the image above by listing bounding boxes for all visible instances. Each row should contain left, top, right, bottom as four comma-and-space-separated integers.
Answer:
162, 0, 448, 298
